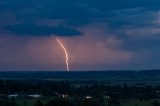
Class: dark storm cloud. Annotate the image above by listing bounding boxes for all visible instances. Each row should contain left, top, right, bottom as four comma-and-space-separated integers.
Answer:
122, 36, 160, 51
104, 25, 160, 52
1, 0, 160, 25
1, 0, 160, 49
6, 23, 82, 36
0, 0, 160, 70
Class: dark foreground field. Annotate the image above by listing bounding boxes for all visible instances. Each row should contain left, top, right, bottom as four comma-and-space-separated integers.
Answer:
16, 99, 160, 106
0, 70, 160, 106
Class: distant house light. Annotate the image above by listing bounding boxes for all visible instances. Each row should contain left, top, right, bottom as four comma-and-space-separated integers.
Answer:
104, 95, 110, 99
28, 94, 42, 98
7, 94, 18, 98
85, 96, 92, 99
58, 94, 68, 98
156, 90, 160, 93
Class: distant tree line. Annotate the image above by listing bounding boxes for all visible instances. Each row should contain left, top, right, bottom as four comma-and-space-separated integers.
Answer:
0, 79, 160, 99
0, 79, 160, 106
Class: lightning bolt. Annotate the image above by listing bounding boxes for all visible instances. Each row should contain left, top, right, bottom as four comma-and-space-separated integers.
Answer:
56, 38, 70, 71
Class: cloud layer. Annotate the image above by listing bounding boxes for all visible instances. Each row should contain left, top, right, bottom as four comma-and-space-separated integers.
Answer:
6, 23, 82, 36
0, 0, 160, 70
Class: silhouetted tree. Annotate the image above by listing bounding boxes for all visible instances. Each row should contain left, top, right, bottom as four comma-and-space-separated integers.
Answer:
108, 98, 120, 106
79, 99, 102, 106
45, 98, 73, 106
0, 100, 18, 106
34, 100, 43, 106
153, 100, 160, 106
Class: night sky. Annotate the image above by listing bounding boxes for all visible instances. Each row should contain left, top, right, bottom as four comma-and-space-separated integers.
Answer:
0, 0, 160, 71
